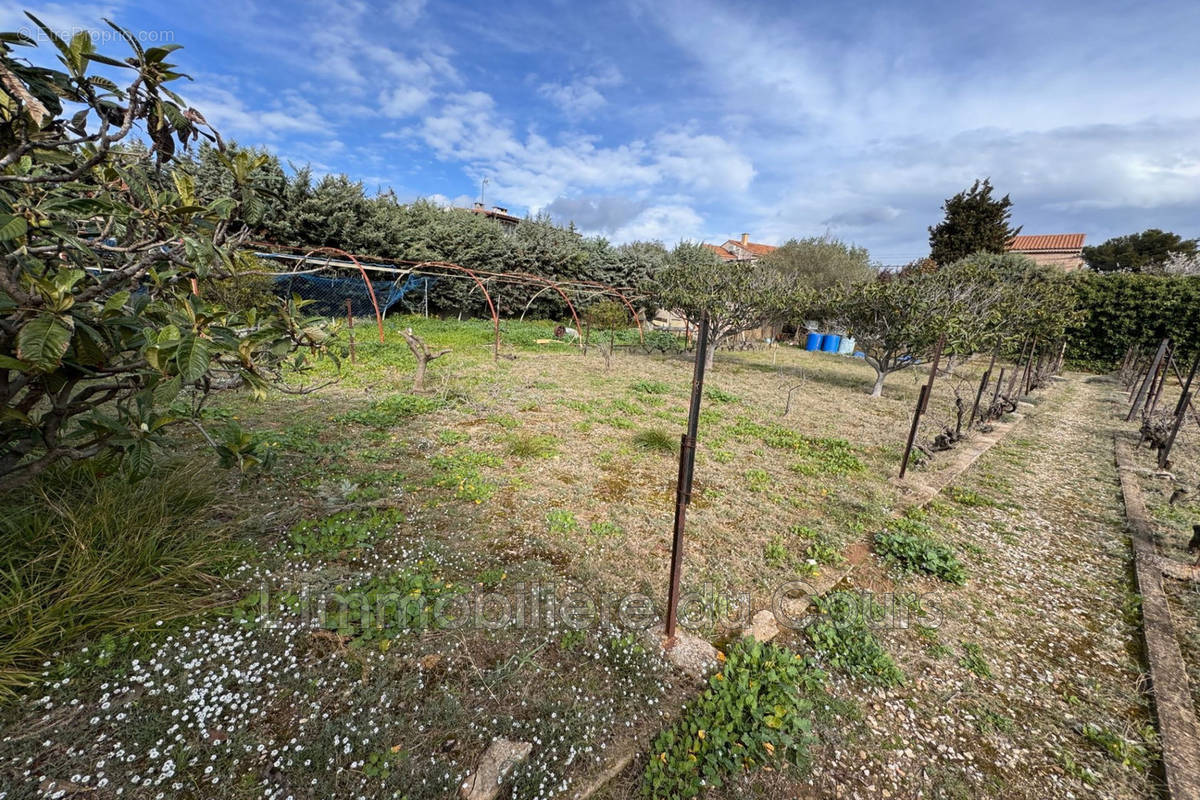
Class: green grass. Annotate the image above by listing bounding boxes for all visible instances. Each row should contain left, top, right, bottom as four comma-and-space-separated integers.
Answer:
633, 428, 679, 454
630, 378, 672, 395
0, 461, 237, 700
334, 393, 442, 427
506, 432, 559, 458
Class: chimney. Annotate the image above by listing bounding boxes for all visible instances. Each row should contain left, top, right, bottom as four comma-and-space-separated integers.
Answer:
741, 232, 749, 247
473, 202, 484, 210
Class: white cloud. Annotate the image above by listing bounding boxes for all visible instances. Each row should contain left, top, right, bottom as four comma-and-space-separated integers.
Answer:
612, 204, 706, 243
538, 65, 623, 117
379, 86, 431, 118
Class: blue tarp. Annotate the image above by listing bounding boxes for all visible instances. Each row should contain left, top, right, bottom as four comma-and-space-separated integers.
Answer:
272, 273, 434, 317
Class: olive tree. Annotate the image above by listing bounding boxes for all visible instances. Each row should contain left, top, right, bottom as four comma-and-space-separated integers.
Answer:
0, 19, 334, 485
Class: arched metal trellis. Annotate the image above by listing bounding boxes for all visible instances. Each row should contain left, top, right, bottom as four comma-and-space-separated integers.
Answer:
246, 242, 645, 356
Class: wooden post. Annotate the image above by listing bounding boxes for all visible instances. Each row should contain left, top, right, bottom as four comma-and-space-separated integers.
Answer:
1147, 346, 1174, 418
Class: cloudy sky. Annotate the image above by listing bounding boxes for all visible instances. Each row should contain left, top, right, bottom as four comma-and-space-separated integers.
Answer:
7, 0, 1200, 262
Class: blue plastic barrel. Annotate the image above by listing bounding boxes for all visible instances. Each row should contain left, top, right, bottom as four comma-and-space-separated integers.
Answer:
821, 333, 841, 352
804, 332, 822, 351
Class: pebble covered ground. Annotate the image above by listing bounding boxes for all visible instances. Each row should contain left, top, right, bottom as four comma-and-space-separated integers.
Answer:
601, 375, 1164, 799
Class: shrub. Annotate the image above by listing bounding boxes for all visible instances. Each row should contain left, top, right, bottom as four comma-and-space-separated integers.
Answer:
633, 429, 678, 454
0, 460, 235, 699
642, 638, 824, 797
874, 520, 966, 585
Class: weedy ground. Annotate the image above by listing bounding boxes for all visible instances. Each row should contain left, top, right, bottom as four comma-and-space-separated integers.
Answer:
0, 316, 1173, 799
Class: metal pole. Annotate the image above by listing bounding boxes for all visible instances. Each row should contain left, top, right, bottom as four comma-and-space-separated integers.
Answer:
1128, 339, 1169, 421
899, 384, 929, 479
665, 312, 710, 642
346, 298, 356, 365
921, 334, 946, 414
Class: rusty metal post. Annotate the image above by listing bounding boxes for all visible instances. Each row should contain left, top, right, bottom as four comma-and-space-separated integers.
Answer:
346, 298, 356, 365
1128, 339, 1169, 421
920, 334, 946, 414
665, 312, 710, 642
1119, 344, 1137, 384
899, 384, 929, 479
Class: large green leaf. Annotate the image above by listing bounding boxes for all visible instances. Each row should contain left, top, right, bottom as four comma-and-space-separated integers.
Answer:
176, 332, 210, 382
0, 214, 27, 242
16, 314, 74, 370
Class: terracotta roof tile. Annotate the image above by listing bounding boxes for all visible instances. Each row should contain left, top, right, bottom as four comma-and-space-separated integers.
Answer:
1008, 233, 1086, 252
704, 243, 737, 261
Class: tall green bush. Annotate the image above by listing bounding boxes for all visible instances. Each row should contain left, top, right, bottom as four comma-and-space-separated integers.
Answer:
1066, 272, 1200, 369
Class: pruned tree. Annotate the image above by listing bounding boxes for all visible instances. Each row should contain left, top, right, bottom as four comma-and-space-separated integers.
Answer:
649, 241, 801, 368
928, 178, 1020, 267
819, 276, 942, 397
0, 18, 334, 486
398, 328, 450, 392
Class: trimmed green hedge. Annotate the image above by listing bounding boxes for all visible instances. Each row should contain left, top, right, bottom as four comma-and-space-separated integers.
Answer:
1066, 273, 1200, 370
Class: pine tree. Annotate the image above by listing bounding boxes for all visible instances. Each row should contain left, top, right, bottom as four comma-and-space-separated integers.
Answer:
928, 178, 1021, 267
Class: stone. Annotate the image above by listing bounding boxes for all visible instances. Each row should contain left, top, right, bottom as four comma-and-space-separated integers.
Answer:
459, 738, 532, 800
744, 609, 781, 642
643, 624, 718, 680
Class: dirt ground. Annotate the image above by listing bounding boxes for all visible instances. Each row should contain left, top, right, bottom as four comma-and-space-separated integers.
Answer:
601, 375, 1165, 800
0, 316, 1185, 799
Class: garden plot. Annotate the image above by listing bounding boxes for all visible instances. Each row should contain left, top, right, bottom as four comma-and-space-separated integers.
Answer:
0, 315, 1055, 798
599, 377, 1161, 799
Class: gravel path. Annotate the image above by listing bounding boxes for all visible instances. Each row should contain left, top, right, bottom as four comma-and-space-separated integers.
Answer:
788, 375, 1163, 799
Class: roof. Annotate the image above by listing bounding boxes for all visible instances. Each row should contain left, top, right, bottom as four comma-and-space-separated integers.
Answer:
725, 239, 777, 256
1009, 233, 1086, 252
704, 240, 777, 260
704, 243, 737, 261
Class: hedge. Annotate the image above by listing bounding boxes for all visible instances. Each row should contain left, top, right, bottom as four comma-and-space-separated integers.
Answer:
1066, 273, 1200, 370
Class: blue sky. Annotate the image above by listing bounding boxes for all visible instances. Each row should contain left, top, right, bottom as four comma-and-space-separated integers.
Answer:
6, 0, 1200, 262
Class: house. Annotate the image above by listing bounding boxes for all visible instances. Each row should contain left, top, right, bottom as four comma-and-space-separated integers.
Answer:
1008, 233, 1086, 271
705, 233, 777, 263
464, 201, 521, 230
